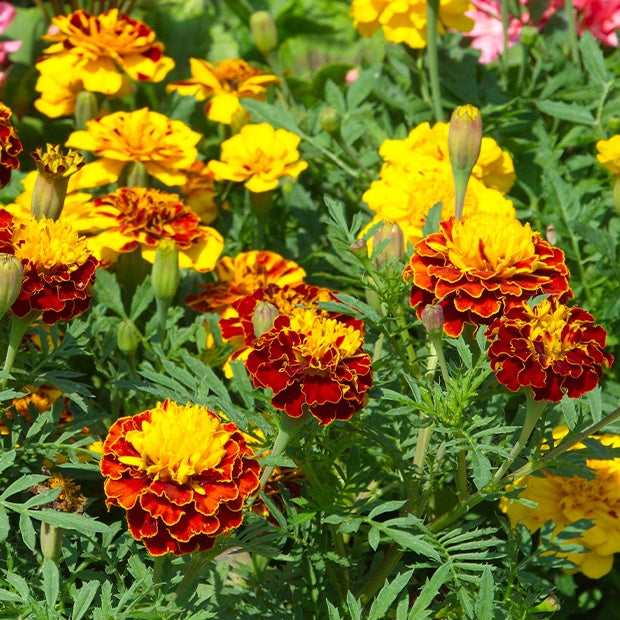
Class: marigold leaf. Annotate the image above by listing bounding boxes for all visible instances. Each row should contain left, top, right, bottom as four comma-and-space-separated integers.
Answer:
470, 450, 492, 490
0, 449, 16, 476
579, 32, 611, 85
346, 590, 362, 620
0, 507, 9, 544
346, 66, 381, 110
18, 512, 36, 551
93, 267, 126, 318
27, 509, 109, 534
42, 558, 60, 611
368, 569, 414, 620
536, 100, 595, 125
408, 563, 451, 619
71, 581, 100, 620
0, 474, 47, 500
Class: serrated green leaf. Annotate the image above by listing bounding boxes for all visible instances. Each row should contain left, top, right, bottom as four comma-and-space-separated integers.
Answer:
368, 500, 407, 520
368, 526, 380, 551
587, 387, 602, 423
93, 268, 126, 317
346, 591, 362, 620
324, 79, 346, 114
326, 599, 343, 620
346, 66, 381, 110
470, 451, 492, 491
28, 510, 109, 534
368, 569, 414, 620
19, 512, 36, 551
42, 558, 60, 611
579, 32, 610, 85
408, 563, 451, 619
536, 100, 595, 125
241, 99, 303, 135
0, 506, 9, 544
71, 581, 100, 620
561, 396, 578, 429
5, 573, 29, 602
379, 527, 440, 560
129, 277, 155, 321
0, 449, 16, 476
0, 474, 48, 500
422, 201, 442, 237
453, 336, 473, 369
474, 566, 494, 620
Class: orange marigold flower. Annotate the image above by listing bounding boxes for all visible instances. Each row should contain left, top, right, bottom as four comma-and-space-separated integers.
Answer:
0, 102, 22, 189
75, 187, 223, 272
66, 108, 201, 188
485, 297, 613, 402
245, 308, 373, 425
208, 123, 308, 193
36, 9, 173, 98
167, 58, 280, 125
100, 399, 260, 556
187, 250, 306, 315
403, 213, 571, 337
0, 210, 97, 324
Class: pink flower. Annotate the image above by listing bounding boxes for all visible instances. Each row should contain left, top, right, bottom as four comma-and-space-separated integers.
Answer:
573, 0, 620, 47
0, 1, 21, 87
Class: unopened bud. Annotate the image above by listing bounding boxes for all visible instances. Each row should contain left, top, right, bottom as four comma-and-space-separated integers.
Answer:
120, 161, 149, 188
532, 594, 560, 613
449, 105, 482, 176
320, 107, 341, 134
520, 25, 539, 47
613, 176, 620, 216
345, 68, 360, 85
74, 90, 99, 130
373, 222, 405, 268
0, 254, 23, 318
607, 115, 620, 134
545, 224, 556, 246
40, 522, 63, 563
252, 301, 279, 337
421, 304, 444, 334
250, 11, 278, 55
117, 319, 139, 355
151, 239, 179, 304
350, 238, 367, 256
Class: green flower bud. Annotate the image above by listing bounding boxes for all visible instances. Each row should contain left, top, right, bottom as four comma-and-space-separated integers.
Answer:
373, 222, 405, 269
0, 253, 23, 319
520, 25, 539, 47
120, 161, 149, 188
40, 522, 63, 563
320, 107, 341, 134
151, 239, 179, 304
606, 115, 620, 134
532, 594, 560, 613
117, 319, 140, 355
448, 105, 482, 176
349, 238, 367, 256
253, 301, 279, 337
74, 90, 99, 130
421, 303, 444, 335
250, 11, 278, 55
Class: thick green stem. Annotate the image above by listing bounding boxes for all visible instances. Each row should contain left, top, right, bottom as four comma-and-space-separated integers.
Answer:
358, 543, 402, 604
173, 548, 221, 604
2, 313, 36, 387
426, 0, 444, 121
155, 298, 169, 345
456, 449, 469, 502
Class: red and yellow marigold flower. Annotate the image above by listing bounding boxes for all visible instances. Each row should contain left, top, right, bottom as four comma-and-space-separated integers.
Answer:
187, 250, 306, 315
501, 428, 620, 579
0, 209, 97, 324
167, 58, 280, 125
66, 108, 201, 188
0, 102, 22, 189
76, 187, 224, 272
486, 297, 613, 402
351, 0, 474, 49
403, 213, 571, 337
36, 9, 173, 99
100, 399, 260, 556
208, 123, 308, 193
245, 309, 373, 425
596, 134, 620, 176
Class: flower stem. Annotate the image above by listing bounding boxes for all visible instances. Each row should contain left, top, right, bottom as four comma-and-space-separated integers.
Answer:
426, 0, 444, 122
357, 542, 402, 604
1, 314, 35, 387
155, 297, 169, 345
564, 0, 580, 64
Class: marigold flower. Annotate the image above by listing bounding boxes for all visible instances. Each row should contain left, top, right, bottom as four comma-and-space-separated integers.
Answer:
0, 102, 22, 189
75, 187, 223, 272
37, 9, 173, 98
596, 134, 620, 176
66, 108, 201, 188
500, 428, 620, 578
30, 471, 87, 514
100, 399, 260, 556
403, 213, 571, 337
485, 297, 613, 402
179, 161, 218, 224
186, 250, 306, 315
245, 309, 373, 425
208, 123, 308, 193
167, 58, 280, 125
0, 210, 98, 324
350, 0, 474, 49
251, 466, 304, 525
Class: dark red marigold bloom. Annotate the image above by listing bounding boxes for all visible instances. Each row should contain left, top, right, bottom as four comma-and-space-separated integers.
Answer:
403, 213, 571, 337
485, 297, 613, 402
100, 399, 261, 556
245, 309, 373, 425
0, 103, 23, 188
0, 209, 97, 324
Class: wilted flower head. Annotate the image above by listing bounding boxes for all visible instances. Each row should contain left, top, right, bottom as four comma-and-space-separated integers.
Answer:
0, 102, 22, 189
208, 123, 308, 193
36, 9, 173, 97
486, 297, 613, 401
501, 428, 620, 579
0, 210, 97, 324
350, 0, 474, 49
66, 108, 201, 188
403, 213, 571, 337
167, 58, 280, 125
100, 399, 260, 555
29, 471, 87, 514
76, 187, 224, 272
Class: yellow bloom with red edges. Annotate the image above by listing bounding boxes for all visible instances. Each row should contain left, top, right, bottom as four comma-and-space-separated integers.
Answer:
208, 123, 308, 193
100, 399, 260, 556
0, 103, 22, 189
66, 108, 201, 188
167, 58, 280, 125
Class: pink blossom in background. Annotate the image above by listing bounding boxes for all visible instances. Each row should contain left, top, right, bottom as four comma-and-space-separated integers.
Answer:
573, 0, 620, 47
0, 1, 21, 87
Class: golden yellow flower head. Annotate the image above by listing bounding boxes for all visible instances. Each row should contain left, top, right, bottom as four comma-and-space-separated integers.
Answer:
209, 123, 308, 193
596, 134, 620, 176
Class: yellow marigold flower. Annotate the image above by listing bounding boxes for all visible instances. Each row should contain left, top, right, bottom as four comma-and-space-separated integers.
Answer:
351, 0, 474, 49
78, 187, 223, 272
179, 161, 218, 224
36, 9, 173, 98
500, 428, 620, 579
66, 108, 201, 188
167, 58, 280, 125
0, 102, 22, 189
209, 123, 308, 192
596, 134, 620, 175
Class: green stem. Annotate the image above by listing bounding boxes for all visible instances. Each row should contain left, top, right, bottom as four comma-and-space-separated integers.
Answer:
173, 549, 220, 604
1, 313, 36, 387
456, 449, 469, 502
564, 0, 580, 64
395, 306, 420, 377
333, 133, 376, 181
155, 298, 169, 345
357, 543, 402, 604
152, 554, 167, 584
426, 0, 444, 121
429, 333, 450, 385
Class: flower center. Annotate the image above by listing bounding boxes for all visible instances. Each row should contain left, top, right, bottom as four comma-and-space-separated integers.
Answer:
526, 299, 575, 366
444, 214, 536, 278
121, 402, 231, 487
214, 60, 259, 92
289, 309, 363, 367
13, 217, 92, 271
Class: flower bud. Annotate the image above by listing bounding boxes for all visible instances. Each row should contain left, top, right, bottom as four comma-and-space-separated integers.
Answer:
520, 25, 539, 47
373, 222, 405, 268
350, 238, 367, 256
250, 11, 278, 55
40, 522, 63, 563
0, 254, 23, 318
606, 115, 620, 134
151, 238, 179, 304
532, 595, 560, 613
31, 144, 85, 220
253, 301, 279, 337
545, 224, 556, 246
345, 68, 360, 85
421, 303, 444, 334
320, 107, 341, 135
117, 319, 140, 355
448, 105, 482, 176
613, 176, 620, 216
74, 90, 99, 130
120, 161, 149, 188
